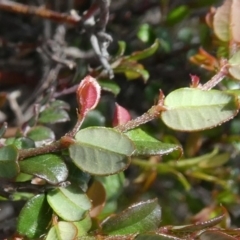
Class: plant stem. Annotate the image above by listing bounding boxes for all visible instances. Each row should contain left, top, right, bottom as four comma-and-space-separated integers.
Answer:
18, 140, 63, 160
115, 105, 164, 132
0, 0, 80, 25
65, 113, 84, 137
199, 64, 228, 90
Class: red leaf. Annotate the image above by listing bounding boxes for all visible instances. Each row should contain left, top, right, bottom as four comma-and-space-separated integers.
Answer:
113, 103, 131, 127
190, 74, 201, 88
76, 75, 101, 117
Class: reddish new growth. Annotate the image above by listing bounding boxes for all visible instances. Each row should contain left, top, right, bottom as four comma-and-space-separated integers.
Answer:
190, 74, 201, 88
77, 75, 101, 118
112, 103, 131, 127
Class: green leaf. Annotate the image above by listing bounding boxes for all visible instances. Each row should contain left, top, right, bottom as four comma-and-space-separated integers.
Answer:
213, 0, 231, 42
69, 127, 135, 175
67, 161, 91, 192
161, 88, 238, 131
125, 68, 149, 82
125, 128, 182, 156
226, 89, 240, 101
74, 214, 92, 237
228, 50, 240, 80
168, 149, 229, 170
17, 194, 52, 239
127, 39, 159, 61
166, 5, 190, 26
114, 62, 150, 82
27, 126, 55, 142
12, 137, 35, 149
39, 107, 69, 124
98, 80, 120, 96
0, 145, 19, 179
116, 41, 126, 56
46, 222, 78, 240
16, 172, 33, 182
50, 100, 70, 110
81, 110, 106, 129
101, 199, 161, 235
137, 24, 154, 43
47, 185, 91, 221
19, 154, 68, 184
198, 152, 230, 168
213, 0, 240, 43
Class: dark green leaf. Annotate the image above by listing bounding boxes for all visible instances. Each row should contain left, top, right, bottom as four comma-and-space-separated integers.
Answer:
67, 161, 91, 192
69, 127, 135, 175
39, 108, 69, 124
50, 100, 70, 110
17, 194, 52, 239
47, 185, 91, 221
102, 199, 161, 235
27, 126, 55, 142
125, 128, 182, 156
161, 88, 238, 131
127, 39, 159, 61
0, 145, 19, 179
19, 154, 68, 184
81, 110, 106, 129
166, 5, 190, 26
99, 80, 120, 96
12, 137, 35, 149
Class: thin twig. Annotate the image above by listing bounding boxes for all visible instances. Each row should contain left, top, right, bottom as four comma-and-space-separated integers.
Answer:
0, 0, 80, 25
7, 91, 23, 125
114, 105, 164, 132
199, 64, 229, 90
97, 0, 110, 32
18, 140, 62, 160
54, 84, 79, 98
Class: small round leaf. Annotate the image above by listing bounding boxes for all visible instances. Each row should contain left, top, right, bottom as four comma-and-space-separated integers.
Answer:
47, 185, 91, 221
161, 88, 238, 131
19, 154, 68, 184
69, 127, 135, 175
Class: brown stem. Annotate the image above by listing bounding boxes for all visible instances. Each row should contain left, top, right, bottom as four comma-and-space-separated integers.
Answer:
65, 112, 84, 137
199, 64, 229, 90
114, 105, 164, 132
0, 0, 80, 25
18, 140, 63, 160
